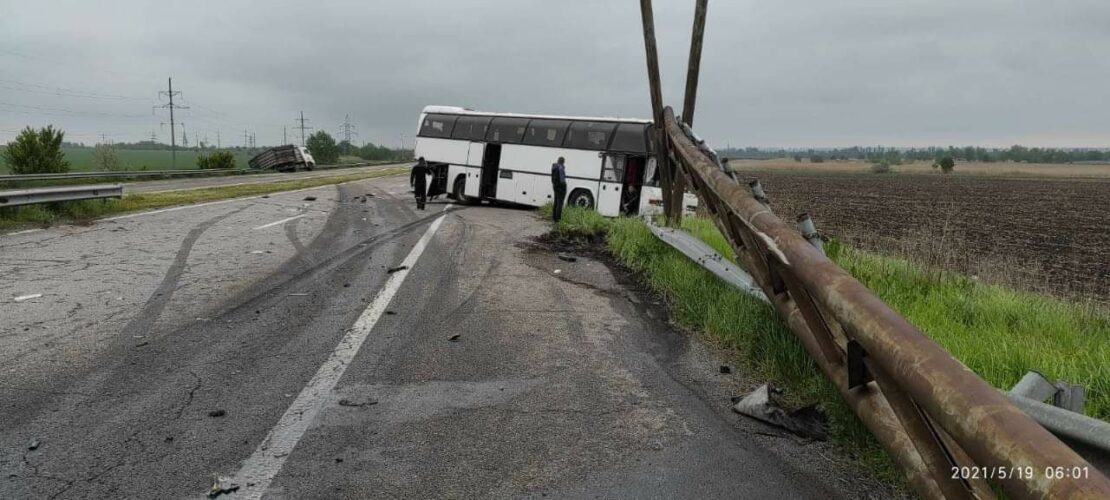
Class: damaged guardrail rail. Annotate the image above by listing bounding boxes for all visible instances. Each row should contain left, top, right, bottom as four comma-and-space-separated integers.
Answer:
660, 106, 1110, 499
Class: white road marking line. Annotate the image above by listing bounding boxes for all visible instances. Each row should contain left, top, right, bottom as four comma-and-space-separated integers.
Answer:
251, 214, 307, 230
102, 184, 339, 222
223, 207, 449, 499
13, 293, 43, 302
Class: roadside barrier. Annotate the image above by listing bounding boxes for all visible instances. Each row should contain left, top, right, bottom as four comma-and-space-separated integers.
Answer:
662, 106, 1110, 499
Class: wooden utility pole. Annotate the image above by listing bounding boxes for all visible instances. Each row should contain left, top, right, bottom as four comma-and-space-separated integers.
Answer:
682, 0, 709, 128
639, 0, 677, 225
677, 0, 710, 215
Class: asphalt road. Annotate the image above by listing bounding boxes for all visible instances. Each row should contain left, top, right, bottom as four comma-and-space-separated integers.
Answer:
123, 163, 406, 194
0, 175, 878, 499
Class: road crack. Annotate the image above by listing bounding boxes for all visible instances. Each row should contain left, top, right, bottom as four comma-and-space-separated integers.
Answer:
174, 371, 203, 420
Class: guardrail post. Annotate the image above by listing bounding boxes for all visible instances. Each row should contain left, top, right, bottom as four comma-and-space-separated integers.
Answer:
796, 213, 824, 255
748, 179, 768, 205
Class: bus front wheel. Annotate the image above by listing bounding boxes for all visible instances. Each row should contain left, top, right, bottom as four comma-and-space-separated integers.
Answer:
453, 176, 474, 205
568, 189, 594, 210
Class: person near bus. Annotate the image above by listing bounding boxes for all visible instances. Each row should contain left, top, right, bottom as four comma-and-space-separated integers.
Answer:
412, 157, 428, 210
551, 156, 567, 222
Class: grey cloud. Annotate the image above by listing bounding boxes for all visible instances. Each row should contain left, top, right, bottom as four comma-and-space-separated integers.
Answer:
2, 1, 1109, 148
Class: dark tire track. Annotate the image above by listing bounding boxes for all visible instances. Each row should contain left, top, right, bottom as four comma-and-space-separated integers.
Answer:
117, 206, 249, 342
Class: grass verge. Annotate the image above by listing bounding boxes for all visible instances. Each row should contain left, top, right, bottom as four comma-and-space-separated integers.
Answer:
0, 167, 407, 231
545, 205, 1110, 483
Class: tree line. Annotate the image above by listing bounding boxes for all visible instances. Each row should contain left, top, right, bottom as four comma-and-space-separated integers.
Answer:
717, 145, 1110, 165
3, 125, 410, 174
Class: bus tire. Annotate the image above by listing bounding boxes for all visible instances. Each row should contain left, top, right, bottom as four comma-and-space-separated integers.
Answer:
568, 188, 594, 210
453, 176, 473, 205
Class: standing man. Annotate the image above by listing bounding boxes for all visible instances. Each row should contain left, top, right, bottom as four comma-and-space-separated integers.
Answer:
412, 156, 428, 210
551, 156, 567, 222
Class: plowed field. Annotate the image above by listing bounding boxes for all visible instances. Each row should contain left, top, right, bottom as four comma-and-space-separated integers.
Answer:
746, 171, 1110, 303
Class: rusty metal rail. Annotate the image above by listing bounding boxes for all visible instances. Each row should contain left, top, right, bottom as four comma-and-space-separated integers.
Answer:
661, 107, 1110, 498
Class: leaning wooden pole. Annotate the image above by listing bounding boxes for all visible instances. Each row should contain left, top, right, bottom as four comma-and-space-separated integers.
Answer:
639, 0, 677, 225
676, 0, 709, 219
682, 0, 708, 128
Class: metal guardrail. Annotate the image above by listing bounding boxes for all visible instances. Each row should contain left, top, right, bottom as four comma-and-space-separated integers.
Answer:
0, 184, 123, 207
0, 160, 397, 183
645, 221, 768, 302
660, 107, 1110, 498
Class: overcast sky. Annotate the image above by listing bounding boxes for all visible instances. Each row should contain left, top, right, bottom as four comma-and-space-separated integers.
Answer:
2, 0, 1109, 148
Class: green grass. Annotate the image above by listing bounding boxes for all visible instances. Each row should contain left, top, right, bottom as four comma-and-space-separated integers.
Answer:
0, 146, 257, 173
0, 167, 407, 231
545, 205, 1110, 483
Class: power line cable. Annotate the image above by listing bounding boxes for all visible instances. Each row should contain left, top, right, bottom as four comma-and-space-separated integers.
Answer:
0, 78, 151, 101
0, 101, 148, 118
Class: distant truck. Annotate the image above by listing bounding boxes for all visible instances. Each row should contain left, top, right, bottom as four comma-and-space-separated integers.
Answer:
248, 145, 316, 172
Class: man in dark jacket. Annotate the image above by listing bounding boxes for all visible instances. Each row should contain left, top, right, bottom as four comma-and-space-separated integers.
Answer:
412, 157, 428, 210
551, 157, 567, 222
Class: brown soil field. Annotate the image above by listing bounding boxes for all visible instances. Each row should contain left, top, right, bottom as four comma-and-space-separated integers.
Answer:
731, 158, 1110, 178
739, 169, 1110, 304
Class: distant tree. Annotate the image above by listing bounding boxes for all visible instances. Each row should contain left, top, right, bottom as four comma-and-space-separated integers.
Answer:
357, 141, 398, 161
337, 140, 355, 155
306, 131, 339, 165
197, 150, 236, 169
2, 126, 70, 174
92, 143, 123, 171
870, 161, 892, 174
793, 154, 802, 162
810, 155, 825, 163
936, 156, 955, 174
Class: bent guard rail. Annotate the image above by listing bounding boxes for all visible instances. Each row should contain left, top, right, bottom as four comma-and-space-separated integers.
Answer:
661, 107, 1110, 499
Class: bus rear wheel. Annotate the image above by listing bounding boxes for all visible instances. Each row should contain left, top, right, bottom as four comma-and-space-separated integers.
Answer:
568, 189, 594, 210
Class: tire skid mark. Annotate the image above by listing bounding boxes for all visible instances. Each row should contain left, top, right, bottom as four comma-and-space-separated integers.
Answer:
283, 210, 309, 258
206, 207, 461, 322
117, 206, 250, 340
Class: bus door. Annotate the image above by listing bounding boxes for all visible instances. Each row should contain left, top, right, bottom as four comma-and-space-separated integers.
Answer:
465, 143, 484, 198
480, 144, 501, 199
597, 154, 625, 217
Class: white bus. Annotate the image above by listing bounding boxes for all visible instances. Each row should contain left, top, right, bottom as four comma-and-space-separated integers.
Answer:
412, 105, 697, 217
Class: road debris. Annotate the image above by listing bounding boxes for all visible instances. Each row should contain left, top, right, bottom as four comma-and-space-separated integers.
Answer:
207, 477, 240, 498
719, 365, 732, 374
732, 384, 826, 440
208, 409, 227, 418
553, 269, 561, 274
338, 398, 378, 407
556, 253, 578, 262
288, 293, 309, 297
387, 265, 408, 274
28, 438, 40, 451
135, 341, 149, 347
385, 310, 396, 315
447, 334, 461, 342
303, 196, 317, 201
13, 293, 43, 303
